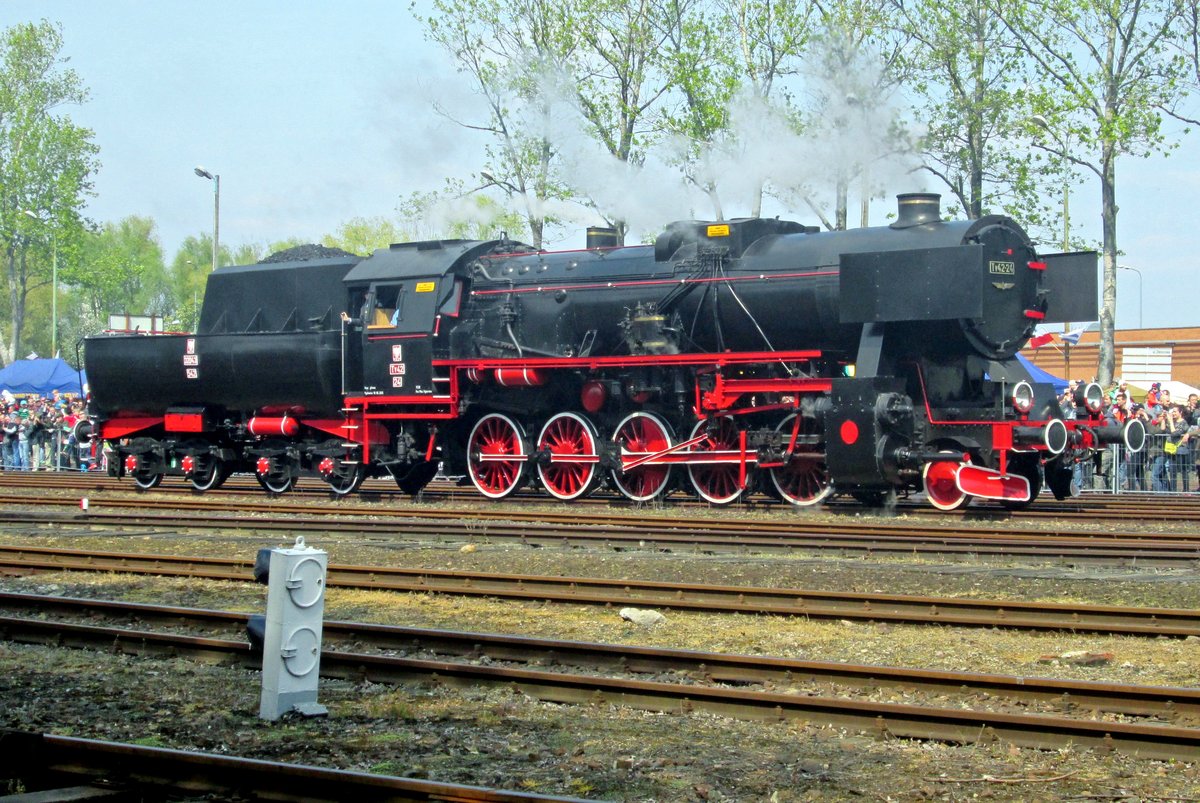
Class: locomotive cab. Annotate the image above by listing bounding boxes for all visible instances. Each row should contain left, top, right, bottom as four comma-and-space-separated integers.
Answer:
345, 278, 442, 396
341, 241, 481, 397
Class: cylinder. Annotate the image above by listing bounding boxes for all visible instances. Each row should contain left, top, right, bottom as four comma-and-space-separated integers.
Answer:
495, 367, 548, 387
248, 416, 300, 437
581, 380, 608, 413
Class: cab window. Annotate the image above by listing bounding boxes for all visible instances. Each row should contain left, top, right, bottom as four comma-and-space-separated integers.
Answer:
367, 284, 405, 328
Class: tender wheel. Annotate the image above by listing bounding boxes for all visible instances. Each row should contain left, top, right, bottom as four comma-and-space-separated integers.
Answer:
923, 452, 972, 511
323, 460, 365, 496
255, 444, 296, 494
687, 416, 749, 505
769, 414, 831, 507
537, 412, 601, 501
610, 412, 675, 502
468, 413, 528, 499
125, 440, 162, 490
256, 472, 295, 494
132, 469, 163, 490
188, 454, 229, 492
394, 462, 439, 495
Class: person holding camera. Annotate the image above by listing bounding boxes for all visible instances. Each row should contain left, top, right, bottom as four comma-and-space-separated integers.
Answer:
1151, 404, 1189, 492
1165, 405, 1191, 491
27, 397, 48, 470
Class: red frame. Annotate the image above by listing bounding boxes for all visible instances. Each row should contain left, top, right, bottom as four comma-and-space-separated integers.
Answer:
335, 349, 829, 475
910, 362, 1106, 475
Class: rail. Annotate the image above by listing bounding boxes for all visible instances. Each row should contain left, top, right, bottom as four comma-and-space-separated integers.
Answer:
0, 730, 589, 802
5, 607, 1200, 761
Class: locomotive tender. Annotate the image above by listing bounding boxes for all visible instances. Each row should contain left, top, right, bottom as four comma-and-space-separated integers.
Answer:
85, 193, 1145, 510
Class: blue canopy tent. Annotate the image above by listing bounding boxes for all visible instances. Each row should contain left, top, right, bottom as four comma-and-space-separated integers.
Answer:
0, 357, 87, 397
1015, 353, 1068, 394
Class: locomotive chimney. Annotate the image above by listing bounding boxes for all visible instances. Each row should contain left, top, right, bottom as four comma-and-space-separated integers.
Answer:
890, 193, 942, 229
586, 226, 620, 249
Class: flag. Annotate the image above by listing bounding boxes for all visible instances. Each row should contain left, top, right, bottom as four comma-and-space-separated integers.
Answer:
1061, 325, 1090, 345
1028, 332, 1055, 348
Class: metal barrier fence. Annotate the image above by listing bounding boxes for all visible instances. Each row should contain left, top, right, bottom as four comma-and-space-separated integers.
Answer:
0, 430, 93, 472
1072, 434, 1197, 495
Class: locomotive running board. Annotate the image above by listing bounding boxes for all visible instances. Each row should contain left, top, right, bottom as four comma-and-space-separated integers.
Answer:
955, 464, 1031, 502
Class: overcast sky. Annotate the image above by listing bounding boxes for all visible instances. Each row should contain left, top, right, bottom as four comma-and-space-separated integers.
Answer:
3, 0, 1197, 332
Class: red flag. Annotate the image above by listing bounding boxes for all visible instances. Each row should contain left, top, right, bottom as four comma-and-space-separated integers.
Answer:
1028, 332, 1055, 348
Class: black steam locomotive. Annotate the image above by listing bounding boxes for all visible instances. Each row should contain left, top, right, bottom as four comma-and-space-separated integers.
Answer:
84, 193, 1145, 510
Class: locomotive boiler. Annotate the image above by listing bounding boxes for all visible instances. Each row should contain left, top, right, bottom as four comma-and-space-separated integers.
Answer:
85, 193, 1145, 509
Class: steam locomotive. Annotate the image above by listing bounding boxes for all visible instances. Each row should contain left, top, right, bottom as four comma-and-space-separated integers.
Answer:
84, 192, 1145, 510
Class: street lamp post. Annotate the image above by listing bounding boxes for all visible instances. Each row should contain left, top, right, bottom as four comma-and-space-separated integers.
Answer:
1118, 265, 1143, 329
194, 166, 220, 273
23, 210, 58, 356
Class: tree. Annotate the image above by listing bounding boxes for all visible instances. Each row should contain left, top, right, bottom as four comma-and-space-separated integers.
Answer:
894, 0, 1050, 224
658, 0, 815, 219
992, 0, 1192, 386
398, 181, 528, 242
420, 0, 577, 248
74, 216, 168, 331
322, 216, 403, 255
569, 0, 681, 240
228, 243, 264, 266
1171, 0, 1200, 123
0, 21, 99, 365
800, 0, 911, 230
166, 234, 232, 331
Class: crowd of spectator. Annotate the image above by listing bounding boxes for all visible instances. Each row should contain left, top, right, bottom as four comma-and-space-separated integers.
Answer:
0, 389, 91, 471
1063, 378, 1200, 493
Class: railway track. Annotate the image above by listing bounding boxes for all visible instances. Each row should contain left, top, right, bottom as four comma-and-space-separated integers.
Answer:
3, 592, 1199, 760
6, 471, 1200, 523
4, 492, 1200, 566
3, 544, 1197, 636
0, 730, 589, 802
6, 590, 1199, 722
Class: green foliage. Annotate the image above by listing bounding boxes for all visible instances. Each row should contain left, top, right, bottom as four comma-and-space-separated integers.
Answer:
322, 216, 404, 255
229, 242, 264, 266
897, 0, 1043, 222
165, 233, 233, 332
990, 0, 1193, 385
264, 237, 310, 256
420, 0, 577, 247
658, 0, 813, 218
65, 215, 168, 346
0, 20, 99, 364
399, 181, 528, 241
76, 216, 168, 318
